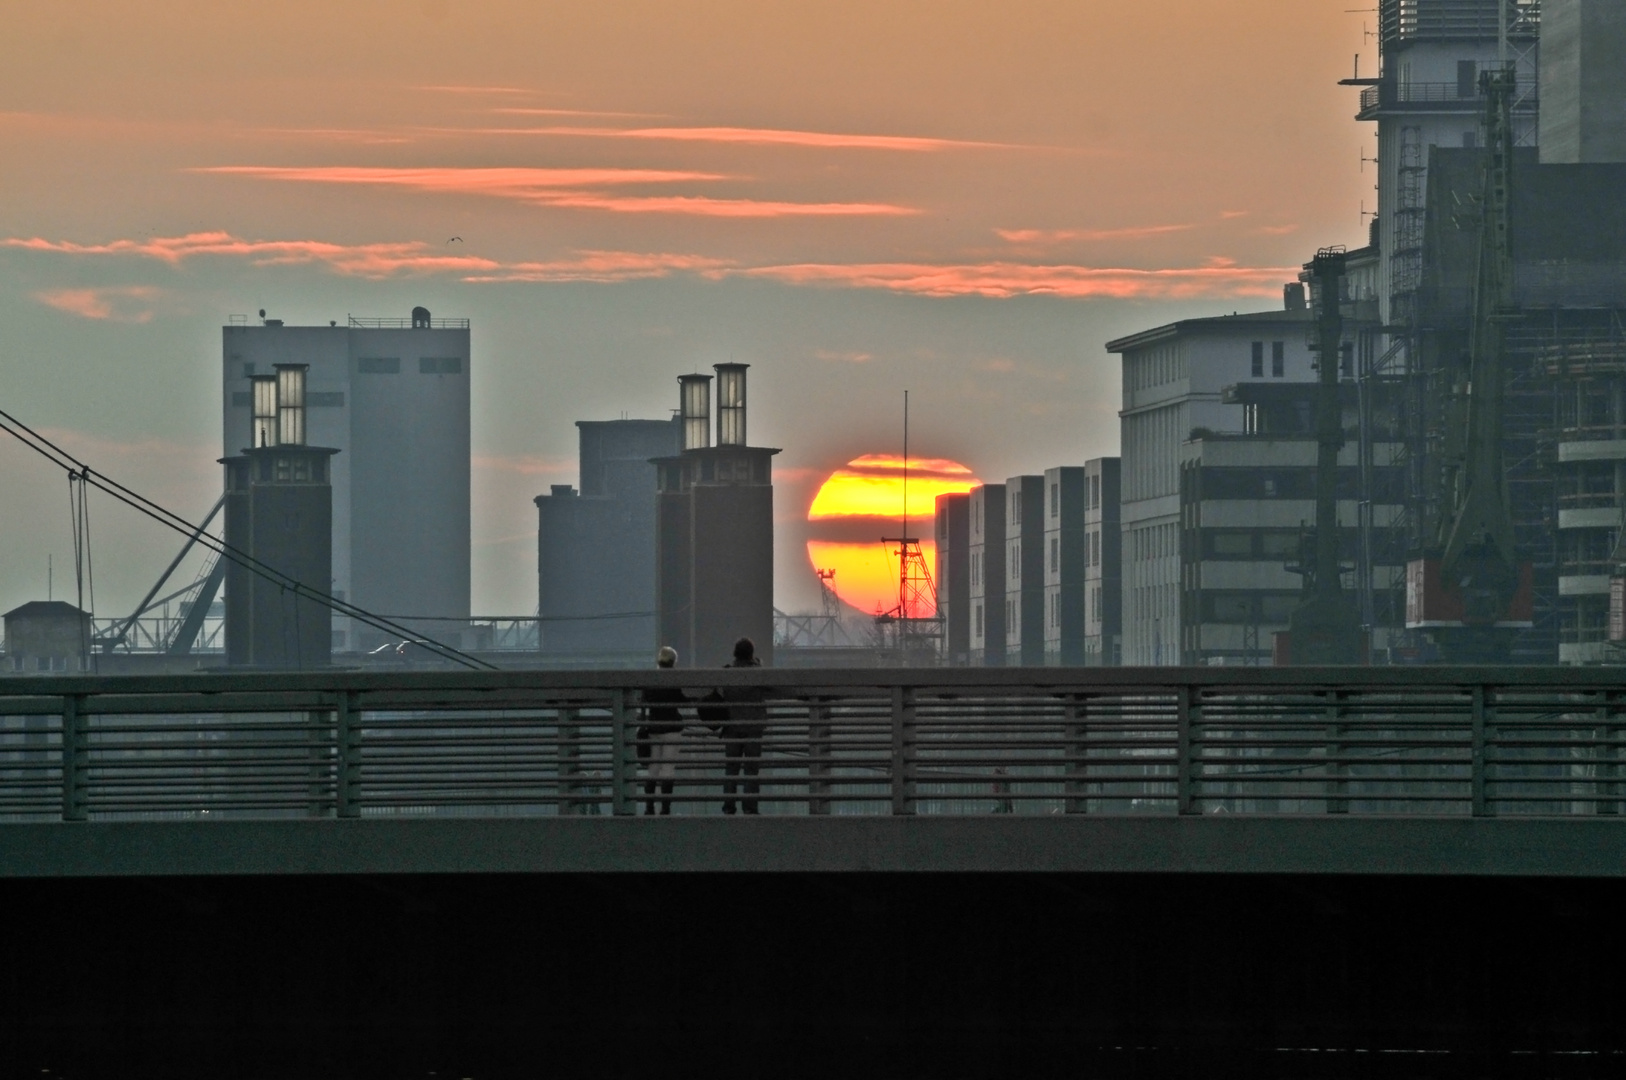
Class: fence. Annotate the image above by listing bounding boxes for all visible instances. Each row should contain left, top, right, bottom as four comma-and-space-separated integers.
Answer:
3, 668, 1626, 822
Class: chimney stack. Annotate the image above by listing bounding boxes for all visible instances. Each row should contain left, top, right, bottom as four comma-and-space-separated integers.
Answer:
275, 363, 307, 447
251, 375, 279, 448
678, 373, 712, 450
714, 363, 748, 446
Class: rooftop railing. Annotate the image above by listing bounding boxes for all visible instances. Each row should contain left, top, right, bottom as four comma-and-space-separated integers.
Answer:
4, 668, 1626, 822
347, 316, 470, 330
1359, 80, 1538, 114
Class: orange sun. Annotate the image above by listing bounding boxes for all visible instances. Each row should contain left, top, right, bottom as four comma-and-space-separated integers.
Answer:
805, 455, 979, 616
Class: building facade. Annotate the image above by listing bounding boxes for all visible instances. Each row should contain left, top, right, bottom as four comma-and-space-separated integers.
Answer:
1083, 458, 1123, 666
654, 365, 778, 669
535, 418, 681, 659
1109, 309, 1316, 665
2, 602, 91, 673
934, 492, 971, 666
1004, 476, 1046, 667
1041, 467, 1087, 666
221, 309, 470, 652
967, 484, 1007, 667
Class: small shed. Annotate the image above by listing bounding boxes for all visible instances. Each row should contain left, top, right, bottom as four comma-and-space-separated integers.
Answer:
3, 601, 91, 674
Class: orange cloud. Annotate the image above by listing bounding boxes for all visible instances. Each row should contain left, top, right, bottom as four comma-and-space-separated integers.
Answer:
490, 124, 1016, 152
733, 260, 1294, 300
194, 165, 916, 217
5, 232, 498, 278
464, 250, 733, 283
996, 224, 1195, 244
32, 285, 162, 322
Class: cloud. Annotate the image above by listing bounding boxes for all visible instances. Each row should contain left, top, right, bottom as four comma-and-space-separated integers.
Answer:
418, 84, 535, 95
490, 108, 668, 119
194, 165, 918, 217
996, 224, 1195, 244
731, 260, 1296, 300
488, 124, 1019, 152
813, 349, 873, 364
1220, 210, 1251, 219
5, 232, 499, 279
1258, 224, 1300, 235
464, 250, 734, 283
32, 285, 163, 322
6, 231, 1291, 299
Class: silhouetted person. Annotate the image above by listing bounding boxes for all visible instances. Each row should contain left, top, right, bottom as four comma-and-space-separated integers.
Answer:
718, 636, 767, 814
640, 645, 686, 815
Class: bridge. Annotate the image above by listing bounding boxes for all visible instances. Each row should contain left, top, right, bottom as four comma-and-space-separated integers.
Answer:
6, 667, 1626, 1074
5, 666, 1626, 876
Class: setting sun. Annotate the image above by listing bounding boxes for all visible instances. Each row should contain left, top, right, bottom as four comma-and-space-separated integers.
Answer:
805, 455, 979, 616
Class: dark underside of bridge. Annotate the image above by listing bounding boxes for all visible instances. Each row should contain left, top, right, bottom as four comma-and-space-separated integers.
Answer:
7, 822, 1626, 1078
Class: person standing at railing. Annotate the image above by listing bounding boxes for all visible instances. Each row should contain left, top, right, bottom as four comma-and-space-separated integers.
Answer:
716, 637, 767, 815
640, 645, 687, 815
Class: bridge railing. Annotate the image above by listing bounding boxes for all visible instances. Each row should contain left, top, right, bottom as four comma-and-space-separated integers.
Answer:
2, 668, 1624, 821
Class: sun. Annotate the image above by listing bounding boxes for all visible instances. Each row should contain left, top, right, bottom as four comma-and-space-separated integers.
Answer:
805, 454, 979, 616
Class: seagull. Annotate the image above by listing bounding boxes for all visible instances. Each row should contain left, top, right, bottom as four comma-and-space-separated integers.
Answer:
447, 236, 463, 243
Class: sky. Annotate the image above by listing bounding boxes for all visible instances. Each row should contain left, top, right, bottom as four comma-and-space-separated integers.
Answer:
0, 0, 1377, 622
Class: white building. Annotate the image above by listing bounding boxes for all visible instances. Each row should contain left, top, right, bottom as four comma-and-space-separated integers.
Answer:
1107, 308, 1315, 665
221, 309, 471, 651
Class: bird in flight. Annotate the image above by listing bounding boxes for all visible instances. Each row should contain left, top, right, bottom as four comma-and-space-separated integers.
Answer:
447, 236, 463, 243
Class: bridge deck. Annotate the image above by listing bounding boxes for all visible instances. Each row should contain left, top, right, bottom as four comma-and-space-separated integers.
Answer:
5, 814, 1626, 877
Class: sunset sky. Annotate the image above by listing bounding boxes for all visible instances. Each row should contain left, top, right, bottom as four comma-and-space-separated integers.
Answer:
0, 1, 1376, 618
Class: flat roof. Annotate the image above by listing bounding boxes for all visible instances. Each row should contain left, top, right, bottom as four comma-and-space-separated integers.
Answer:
1105, 307, 1312, 354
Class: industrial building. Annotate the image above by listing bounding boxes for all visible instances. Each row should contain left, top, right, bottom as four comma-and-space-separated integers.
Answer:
654, 364, 778, 669
3, 601, 91, 674
221, 364, 336, 669
967, 483, 1006, 666
1041, 467, 1087, 666
535, 418, 681, 660
1345, 0, 1626, 663
934, 492, 971, 666
221, 309, 470, 653
1082, 458, 1122, 666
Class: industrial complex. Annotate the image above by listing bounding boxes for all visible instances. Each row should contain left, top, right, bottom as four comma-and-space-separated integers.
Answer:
4, 0, 1626, 672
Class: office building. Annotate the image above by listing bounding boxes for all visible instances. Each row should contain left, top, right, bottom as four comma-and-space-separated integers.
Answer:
221, 308, 469, 652
1004, 476, 1046, 666
535, 418, 681, 659
934, 492, 971, 666
1041, 467, 1087, 666
967, 484, 1006, 667
1083, 458, 1122, 666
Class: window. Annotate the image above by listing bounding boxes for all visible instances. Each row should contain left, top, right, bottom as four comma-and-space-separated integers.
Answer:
975, 604, 983, 637
1050, 482, 1058, 517
1050, 536, 1058, 572
1271, 342, 1285, 378
1251, 341, 1264, 377
419, 356, 462, 374
1090, 475, 1100, 509
1461, 130, 1477, 149
358, 357, 400, 374
1340, 344, 1354, 379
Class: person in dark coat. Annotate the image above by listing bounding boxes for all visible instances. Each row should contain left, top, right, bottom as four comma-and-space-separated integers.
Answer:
717, 637, 768, 815
640, 645, 686, 815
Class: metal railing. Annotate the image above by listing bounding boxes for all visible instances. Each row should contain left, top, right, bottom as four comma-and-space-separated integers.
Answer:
347, 316, 471, 330
5, 668, 1626, 822
1360, 80, 1538, 113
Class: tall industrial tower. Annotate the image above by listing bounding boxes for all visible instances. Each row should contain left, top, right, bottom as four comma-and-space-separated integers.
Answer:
221, 308, 471, 652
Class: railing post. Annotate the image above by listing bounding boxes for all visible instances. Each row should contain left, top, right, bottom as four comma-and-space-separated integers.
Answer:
808, 699, 830, 816
1175, 685, 1197, 816
891, 685, 914, 816
558, 706, 579, 816
1064, 694, 1088, 814
335, 690, 360, 819
611, 689, 633, 816
61, 694, 86, 822
1471, 684, 1491, 817
1327, 690, 1348, 815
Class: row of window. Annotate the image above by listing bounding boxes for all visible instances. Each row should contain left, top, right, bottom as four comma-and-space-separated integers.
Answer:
968, 584, 1113, 639
242, 359, 464, 378
1250, 341, 1287, 378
